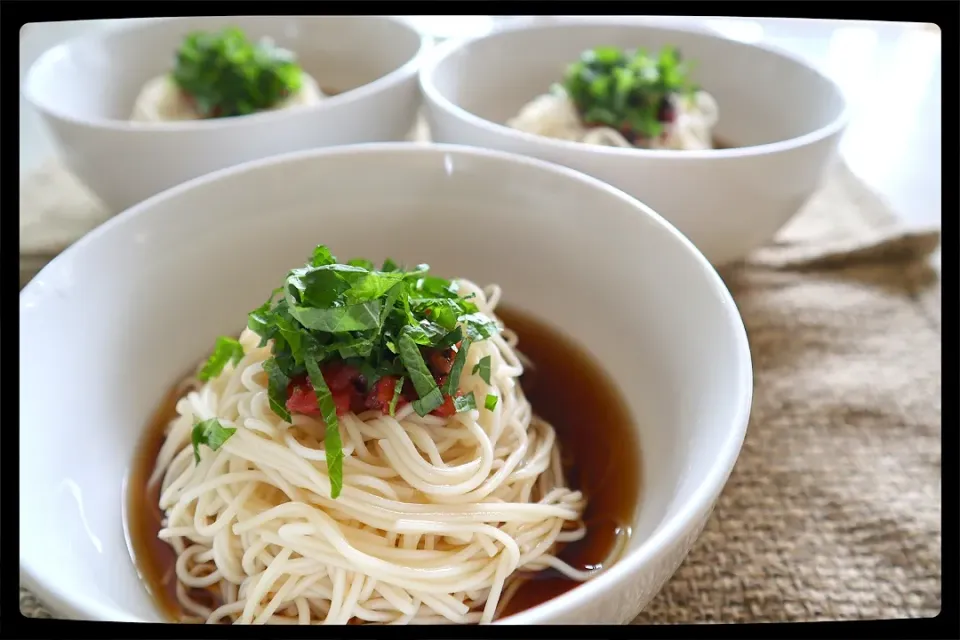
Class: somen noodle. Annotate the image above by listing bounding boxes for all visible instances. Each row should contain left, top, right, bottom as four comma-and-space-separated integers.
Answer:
507, 45, 719, 151
146, 255, 627, 624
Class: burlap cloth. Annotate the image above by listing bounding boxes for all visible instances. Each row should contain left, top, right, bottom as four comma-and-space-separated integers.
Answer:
19, 123, 941, 622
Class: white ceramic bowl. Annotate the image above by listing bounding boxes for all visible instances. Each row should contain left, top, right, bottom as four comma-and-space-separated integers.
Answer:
23, 16, 428, 212
19, 143, 752, 624
420, 20, 848, 265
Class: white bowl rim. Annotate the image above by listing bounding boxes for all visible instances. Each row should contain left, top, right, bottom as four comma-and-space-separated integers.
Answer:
22, 15, 431, 132
19, 142, 753, 625
419, 18, 850, 161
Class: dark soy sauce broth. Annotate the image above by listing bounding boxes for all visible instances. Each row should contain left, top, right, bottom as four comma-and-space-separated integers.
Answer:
713, 136, 733, 150
493, 307, 640, 618
127, 305, 641, 623
127, 382, 214, 621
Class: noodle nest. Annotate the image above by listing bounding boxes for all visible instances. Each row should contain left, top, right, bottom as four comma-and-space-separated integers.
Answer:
150, 280, 620, 625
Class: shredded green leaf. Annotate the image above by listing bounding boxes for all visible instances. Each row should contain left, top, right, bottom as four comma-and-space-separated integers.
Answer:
304, 344, 344, 499
484, 394, 499, 411
454, 392, 477, 413
562, 45, 698, 142
472, 355, 492, 385
435, 326, 464, 350
224, 244, 502, 498
289, 300, 382, 332
443, 337, 472, 396
399, 328, 445, 416
191, 418, 236, 463
172, 27, 304, 119
459, 313, 500, 341
198, 336, 244, 382
262, 358, 292, 423
388, 376, 405, 416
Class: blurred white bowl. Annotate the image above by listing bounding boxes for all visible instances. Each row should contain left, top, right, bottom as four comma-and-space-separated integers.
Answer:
20, 143, 752, 624
420, 20, 848, 265
23, 16, 428, 211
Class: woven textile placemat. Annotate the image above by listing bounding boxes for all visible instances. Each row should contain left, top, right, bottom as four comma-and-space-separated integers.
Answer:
631, 167, 942, 624
19, 134, 941, 622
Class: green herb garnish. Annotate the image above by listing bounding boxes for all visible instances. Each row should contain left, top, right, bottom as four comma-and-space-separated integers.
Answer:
191, 418, 236, 463
399, 328, 445, 416
198, 336, 244, 382
459, 313, 499, 341
172, 27, 304, 119
454, 392, 477, 413
472, 355, 492, 385
262, 357, 292, 422
199, 245, 501, 499
484, 394, 499, 411
303, 346, 343, 497
561, 45, 697, 141
442, 337, 472, 397
388, 377, 405, 416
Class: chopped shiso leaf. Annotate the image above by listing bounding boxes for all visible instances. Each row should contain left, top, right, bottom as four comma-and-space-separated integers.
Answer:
562, 45, 697, 142
442, 337, 472, 397
472, 355, 492, 385
454, 392, 478, 413
399, 329, 445, 416
191, 418, 236, 463
198, 336, 244, 382
304, 349, 344, 498
262, 358, 292, 422
198, 245, 502, 498
388, 377, 406, 416
172, 26, 304, 119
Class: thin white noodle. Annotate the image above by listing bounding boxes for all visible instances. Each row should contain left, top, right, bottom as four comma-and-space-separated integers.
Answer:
507, 88, 719, 151
129, 66, 326, 123
150, 279, 630, 624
